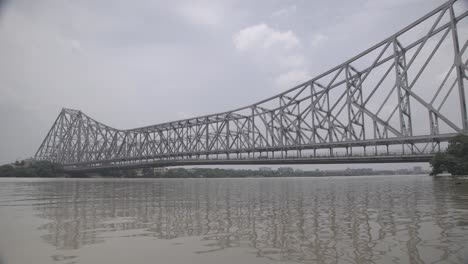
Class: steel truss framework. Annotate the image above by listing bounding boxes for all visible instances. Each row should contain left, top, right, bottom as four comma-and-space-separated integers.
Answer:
35, 0, 468, 171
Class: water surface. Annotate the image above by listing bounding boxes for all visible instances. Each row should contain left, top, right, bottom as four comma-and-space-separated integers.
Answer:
1, 176, 468, 264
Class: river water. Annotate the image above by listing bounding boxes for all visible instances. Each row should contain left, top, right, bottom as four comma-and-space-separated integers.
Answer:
0, 176, 467, 264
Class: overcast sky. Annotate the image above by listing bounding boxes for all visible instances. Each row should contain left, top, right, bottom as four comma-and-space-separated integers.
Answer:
0, 0, 463, 169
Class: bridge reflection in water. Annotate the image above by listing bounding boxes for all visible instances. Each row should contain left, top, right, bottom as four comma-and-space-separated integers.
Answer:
25, 177, 468, 264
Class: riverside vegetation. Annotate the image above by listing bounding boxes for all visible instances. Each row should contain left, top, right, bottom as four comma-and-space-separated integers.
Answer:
0, 160, 63, 177
0, 162, 425, 178
0, 164, 395, 178
430, 134, 468, 176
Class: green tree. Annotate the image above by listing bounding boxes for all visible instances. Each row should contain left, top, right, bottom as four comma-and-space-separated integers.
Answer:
431, 134, 468, 176
0, 160, 63, 177
0, 165, 16, 177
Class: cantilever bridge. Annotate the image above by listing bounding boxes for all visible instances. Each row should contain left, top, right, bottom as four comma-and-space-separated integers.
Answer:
35, 0, 468, 172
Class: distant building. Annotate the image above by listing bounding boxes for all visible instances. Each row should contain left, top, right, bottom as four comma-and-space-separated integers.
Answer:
342, 168, 374, 176
22, 158, 35, 166
413, 166, 422, 174
11, 158, 34, 168
376, 170, 395, 175
153, 167, 168, 174
396, 169, 410, 175
277, 167, 294, 174
135, 169, 142, 177
351, 168, 373, 175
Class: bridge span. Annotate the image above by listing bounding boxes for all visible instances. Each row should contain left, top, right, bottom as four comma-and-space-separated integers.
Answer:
64, 155, 435, 173
35, 0, 468, 172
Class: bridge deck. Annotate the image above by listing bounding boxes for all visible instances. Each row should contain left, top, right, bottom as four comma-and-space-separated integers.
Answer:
63, 154, 433, 173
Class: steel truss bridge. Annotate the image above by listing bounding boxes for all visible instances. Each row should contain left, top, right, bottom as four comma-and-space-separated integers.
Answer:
35, 0, 468, 172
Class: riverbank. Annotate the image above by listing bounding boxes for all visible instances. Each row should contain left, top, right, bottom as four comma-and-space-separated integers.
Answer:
0, 161, 430, 178
0, 160, 64, 177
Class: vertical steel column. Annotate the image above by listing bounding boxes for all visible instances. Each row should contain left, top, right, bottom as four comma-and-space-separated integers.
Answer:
205, 118, 209, 159
326, 89, 333, 143
346, 65, 365, 141
310, 83, 317, 144
449, 5, 468, 132
251, 107, 256, 149
393, 39, 413, 137
279, 96, 285, 147
429, 111, 440, 135
226, 117, 230, 159
297, 95, 303, 155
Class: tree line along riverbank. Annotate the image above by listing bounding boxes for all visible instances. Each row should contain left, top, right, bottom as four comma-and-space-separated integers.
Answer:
0, 165, 429, 178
